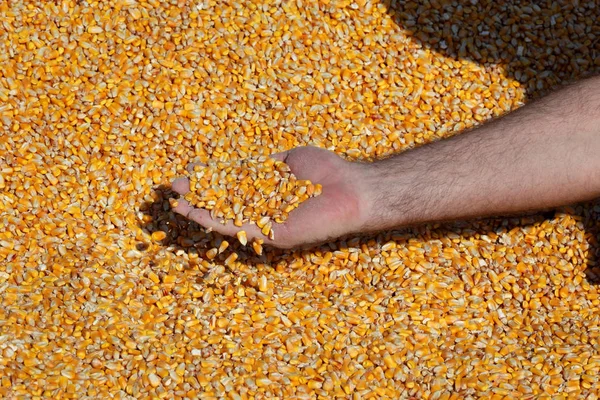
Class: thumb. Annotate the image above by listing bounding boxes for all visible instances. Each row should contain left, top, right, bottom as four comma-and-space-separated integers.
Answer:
270, 149, 291, 162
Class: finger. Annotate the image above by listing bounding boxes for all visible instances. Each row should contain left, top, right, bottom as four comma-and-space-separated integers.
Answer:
172, 177, 190, 195
172, 197, 194, 216
173, 199, 227, 233
270, 150, 290, 162
173, 199, 269, 243
172, 198, 230, 232
186, 215, 266, 243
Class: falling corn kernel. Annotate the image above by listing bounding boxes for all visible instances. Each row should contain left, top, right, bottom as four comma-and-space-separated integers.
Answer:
205, 248, 218, 260
218, 240, 229, 254
224, 252, 238, 267
252, 238, 264, 256
236, 231, 248, 246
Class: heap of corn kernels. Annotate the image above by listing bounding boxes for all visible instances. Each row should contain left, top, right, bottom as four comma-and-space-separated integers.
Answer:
181, 157, 322, 241
1, 0, 599, 398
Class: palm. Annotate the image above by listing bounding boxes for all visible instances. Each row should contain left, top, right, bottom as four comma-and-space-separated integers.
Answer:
172, 146, 365, 249
273, 147, 362, 247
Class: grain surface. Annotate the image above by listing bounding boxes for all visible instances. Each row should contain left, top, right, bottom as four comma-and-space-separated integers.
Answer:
1, 0, 599, 398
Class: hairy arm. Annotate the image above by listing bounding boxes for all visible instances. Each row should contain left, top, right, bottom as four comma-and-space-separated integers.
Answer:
358, 75, 600, 232
174, 75, 600, 248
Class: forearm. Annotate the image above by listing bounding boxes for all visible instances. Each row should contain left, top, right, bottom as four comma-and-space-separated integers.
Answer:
358, 75, 600, 231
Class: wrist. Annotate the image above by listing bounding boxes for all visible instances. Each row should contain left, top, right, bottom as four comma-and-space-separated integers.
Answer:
348, 161, 376, 233
349, 159, 401, 233
352, 154, 428, 233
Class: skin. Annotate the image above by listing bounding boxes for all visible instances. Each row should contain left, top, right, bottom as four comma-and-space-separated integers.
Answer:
172, 147, 368, 248
173, 75, 600, 249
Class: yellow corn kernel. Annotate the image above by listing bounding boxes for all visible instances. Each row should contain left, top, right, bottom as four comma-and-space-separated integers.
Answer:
152, 231, 167, 241
236, 231, 248, 246
252, 239, 264, 256
218, 240, 229, 254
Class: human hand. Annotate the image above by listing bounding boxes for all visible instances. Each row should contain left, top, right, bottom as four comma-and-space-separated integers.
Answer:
171, 146, 370, 249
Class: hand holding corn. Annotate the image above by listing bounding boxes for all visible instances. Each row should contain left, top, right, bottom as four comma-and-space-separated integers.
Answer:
172, 146, 368, 249
174, 75, 600, 249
